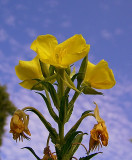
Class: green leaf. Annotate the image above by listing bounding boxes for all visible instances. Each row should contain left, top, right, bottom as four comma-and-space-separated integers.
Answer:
37, 81, 60, 110
25, 107, 59, 144
71, 73, 81, 82
21, 147, 41, 160
63, 71, 80, 93
64, 73, 81, 97
68, 132, 85, 158
81, 110, 93, 117
79, 152, 103, 160
65, 103, 74, 123
65, 112, 94, 142
36, 92, 59, 123
61, 131, 82, 158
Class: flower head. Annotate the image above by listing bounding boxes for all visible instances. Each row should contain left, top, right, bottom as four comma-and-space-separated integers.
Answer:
15, 56, 45, 89
89, 102, 109, 152
84, 60, 116, 89
31, 34, 90, 68
10, 110, 31, 142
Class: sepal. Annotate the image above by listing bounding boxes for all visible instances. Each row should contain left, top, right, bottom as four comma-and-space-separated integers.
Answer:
39, 60, 49, 78
82, 83, 103, 95
77, 54, 88, 87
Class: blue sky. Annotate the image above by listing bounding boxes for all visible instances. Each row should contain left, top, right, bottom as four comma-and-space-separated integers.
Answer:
0, 0, 132, 160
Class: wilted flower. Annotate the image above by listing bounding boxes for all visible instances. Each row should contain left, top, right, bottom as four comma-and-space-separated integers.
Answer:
41, 146, 57, 160
15, 56, 46, 89
84, 59, 116, 89
89, 102, 109, 152
10, 110, 31, 142
31, 34, 90, 68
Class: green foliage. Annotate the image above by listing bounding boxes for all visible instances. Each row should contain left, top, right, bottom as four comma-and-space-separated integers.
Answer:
79, 152, 102, 160
21, 147, 41, 160
0, 84, 16, 146
25, 107, 59, 144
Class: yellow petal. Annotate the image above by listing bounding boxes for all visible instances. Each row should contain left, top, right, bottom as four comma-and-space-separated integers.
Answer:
31, 34, 90, 68
30, 34, 58, 64
55, 34, 90, 67
84, 59, 116, 89
19, 79, 43, 90
15, 56, 43, 80
94, 102, 104, 123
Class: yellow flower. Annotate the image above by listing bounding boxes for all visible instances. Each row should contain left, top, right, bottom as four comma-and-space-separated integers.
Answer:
41, 146, 57, 160
84, 59, 116, 89
10, 110, 31, 142
15, 56, 44, 89
31, 34, 90, 68
89, 102, 109, 152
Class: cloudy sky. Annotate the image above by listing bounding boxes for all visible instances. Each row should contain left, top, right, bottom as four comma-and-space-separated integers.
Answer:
0, 0, 132, 160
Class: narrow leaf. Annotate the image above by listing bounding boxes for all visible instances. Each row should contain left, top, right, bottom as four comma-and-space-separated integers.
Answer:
36, 92, 59, 123
25, 107, 59, 144
68, 132, 85, 158
38, 81, 60, 110
61, 131, 82, 157
79, 152, 102, 160
21, 147, 41, 160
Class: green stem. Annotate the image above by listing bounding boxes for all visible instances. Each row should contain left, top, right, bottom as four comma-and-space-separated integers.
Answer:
58, 69, 65, 144
57, 69, 65, 98
46, 134, 51, 147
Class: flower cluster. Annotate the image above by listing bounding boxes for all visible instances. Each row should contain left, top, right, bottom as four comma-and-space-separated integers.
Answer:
10, 34, 116, 160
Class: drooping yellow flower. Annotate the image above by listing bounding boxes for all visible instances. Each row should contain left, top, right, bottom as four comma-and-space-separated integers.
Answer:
84, 59, 116, 89
30, 34, 90, 68
89, 102, 109, 152
10, 110, 31, 142
41, 146, 57, 160
15, 56, 44, 89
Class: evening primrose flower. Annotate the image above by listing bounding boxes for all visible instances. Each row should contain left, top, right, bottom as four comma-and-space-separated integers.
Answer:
15, 56, 45, 89
89, 102, 109, 152
10, 110, 31, 142
84, 59, 116, 89
31, 34, 90, 68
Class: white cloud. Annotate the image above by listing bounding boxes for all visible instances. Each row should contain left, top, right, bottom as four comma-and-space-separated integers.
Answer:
61, 20, 71, 28
115, 28, 123, 35
101, 28, 124, 40
5, 15, 15, 26
100, 3, 109, 11
101, 29, 112, 40
0, 0, 9, 5
43, 18, 52, 28
26, 28, 37, 38
15, 4, 27, 10
0, 28, 8, 42
46, 0, 59, 8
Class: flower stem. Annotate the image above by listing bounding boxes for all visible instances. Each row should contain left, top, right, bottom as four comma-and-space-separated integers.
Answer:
57, 69, 65, 144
